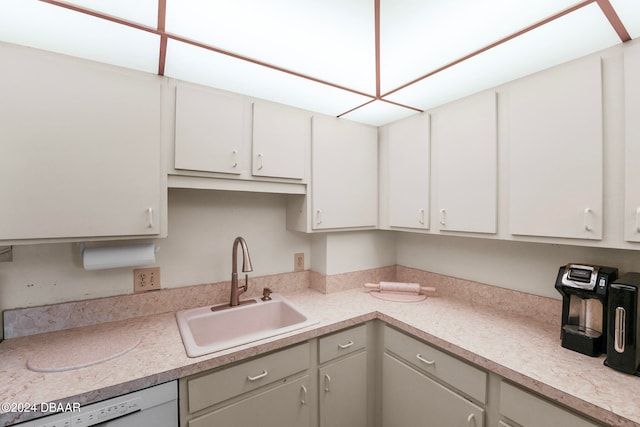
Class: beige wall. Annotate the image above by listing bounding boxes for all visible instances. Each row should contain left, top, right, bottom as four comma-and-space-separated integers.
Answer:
396, 232, 640, 299
0, 189, 311, 313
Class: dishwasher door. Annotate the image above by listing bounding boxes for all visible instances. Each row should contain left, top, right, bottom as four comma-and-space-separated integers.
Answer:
17, 381, 178, 427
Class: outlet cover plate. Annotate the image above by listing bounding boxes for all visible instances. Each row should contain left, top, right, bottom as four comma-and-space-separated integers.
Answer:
294, 253, 304, 272
134, 267, 161, 293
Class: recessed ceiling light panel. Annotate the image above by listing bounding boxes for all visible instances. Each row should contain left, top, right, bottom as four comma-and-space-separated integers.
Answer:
61, 0, 159, 28
341, 100, 419, 127
166, 0, 376, 94
379, 0, 581, 94
385, 4, 621, 111
610, 0, 640, 38
164, 39, 373, 117
0, 0, 160, 73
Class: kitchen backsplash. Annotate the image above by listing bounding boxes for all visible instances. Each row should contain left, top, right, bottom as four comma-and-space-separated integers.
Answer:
3, 265, 561, 339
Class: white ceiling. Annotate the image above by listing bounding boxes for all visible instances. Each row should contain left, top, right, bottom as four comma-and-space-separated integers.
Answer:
0, 0, 638, 126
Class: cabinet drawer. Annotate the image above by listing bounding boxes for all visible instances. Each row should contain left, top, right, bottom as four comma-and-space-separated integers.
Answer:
500, 382, 602, 427
186, 342, 309, 413
319, 324, 367, 364
384, 326, 487, 403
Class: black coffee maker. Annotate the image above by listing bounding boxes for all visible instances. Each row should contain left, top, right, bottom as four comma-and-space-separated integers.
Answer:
555, 264, 618, 357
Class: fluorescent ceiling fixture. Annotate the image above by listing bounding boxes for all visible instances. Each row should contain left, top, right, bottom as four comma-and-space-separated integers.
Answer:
380, 0, 580, 93
165, 0, 376, 94
341, 101, 419, 127
386, 3, 621, 111
164, 39, 373, 117
610, 0, 640, 38
0, 0, 159, 74
61, 0, 159, 28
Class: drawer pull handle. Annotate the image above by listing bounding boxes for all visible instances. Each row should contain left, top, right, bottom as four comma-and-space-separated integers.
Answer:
338, 340, 354, 349
467, 413, 476, 426
231, 149, 239, 168
257, 153, 264, 170
416, 354, 435, 366
146, 207, 153, 229
247, 370, 268, 381
300, 385, 308, 405
324, 374, 331, 392
584, 207, 593, 231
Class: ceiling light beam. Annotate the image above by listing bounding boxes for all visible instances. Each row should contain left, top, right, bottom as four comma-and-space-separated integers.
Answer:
596, 0, 631, 41
157, 0, 167, 75
375, 0, 381, 98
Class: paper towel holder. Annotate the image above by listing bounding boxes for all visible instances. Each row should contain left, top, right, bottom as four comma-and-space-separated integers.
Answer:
79, 242, 159, 270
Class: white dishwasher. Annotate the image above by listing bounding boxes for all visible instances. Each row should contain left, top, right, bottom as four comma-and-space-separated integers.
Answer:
16, 381, 177, 427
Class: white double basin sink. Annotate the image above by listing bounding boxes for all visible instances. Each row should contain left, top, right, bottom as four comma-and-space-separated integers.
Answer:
176, 293, 318, 357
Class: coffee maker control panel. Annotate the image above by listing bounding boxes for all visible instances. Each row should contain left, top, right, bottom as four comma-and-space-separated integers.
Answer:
561, 264, 599, 291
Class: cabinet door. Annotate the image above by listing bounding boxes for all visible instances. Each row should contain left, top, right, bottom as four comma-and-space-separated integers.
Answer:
382, 354, 484, 427
175, 84, 244, 175
319, 352, 368, 427
252, 101, 307, 180
311, 116, 378, 229
508, 56, 603, 240
0, 45, 162, 241
500, 382, 601, 427
388, 113, 430, 229
188, 376, 310, 427
624, 43, 640, 242
434, 91, 497, 234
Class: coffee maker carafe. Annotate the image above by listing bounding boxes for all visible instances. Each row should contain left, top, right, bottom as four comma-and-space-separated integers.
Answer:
555, 264, 618, 356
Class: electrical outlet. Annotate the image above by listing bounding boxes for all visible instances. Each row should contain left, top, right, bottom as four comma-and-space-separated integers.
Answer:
134, 267, 161, 293
294, 253, 304, 272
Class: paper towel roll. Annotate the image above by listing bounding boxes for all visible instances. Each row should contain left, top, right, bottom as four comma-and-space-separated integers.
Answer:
82, 243, 156, 270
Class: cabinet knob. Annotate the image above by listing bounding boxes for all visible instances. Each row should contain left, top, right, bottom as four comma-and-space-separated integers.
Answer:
300, 385, 308, 405
316, 209, 323, 225
257, 153, 264, 170
467, 413, 476, 426
635, 207, 640, 232
418, 209, 425, 225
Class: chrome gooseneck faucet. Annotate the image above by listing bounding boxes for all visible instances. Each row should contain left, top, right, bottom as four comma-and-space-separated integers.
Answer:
230, 236, 253, 307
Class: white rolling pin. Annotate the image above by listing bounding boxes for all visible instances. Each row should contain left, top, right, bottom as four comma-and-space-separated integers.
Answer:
364, 282, 437, 295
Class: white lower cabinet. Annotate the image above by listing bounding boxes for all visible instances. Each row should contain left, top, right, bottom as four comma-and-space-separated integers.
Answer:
499, 382, 603, 427
382, 326, 486, 427
178, 322, 607, 427
188, 376, 310, 427
179, 343, 311, 427
318, 325, 369, 427
383, 354, 484, 427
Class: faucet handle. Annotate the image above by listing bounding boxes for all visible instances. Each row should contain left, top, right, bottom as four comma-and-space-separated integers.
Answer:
261, 287, 273, 301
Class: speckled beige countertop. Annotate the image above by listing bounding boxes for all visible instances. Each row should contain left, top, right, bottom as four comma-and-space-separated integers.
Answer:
1, 287, 639, 426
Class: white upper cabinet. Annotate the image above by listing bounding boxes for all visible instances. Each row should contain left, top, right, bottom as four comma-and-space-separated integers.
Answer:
433, 91, 497, 234
174, 84, 245, 175
508, 56, 603, 240
252, 101, 308, 180
624, 42, 640, 242
311, 116, 378, 230
0, 44, 163, 242
387, 113, 430, 230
